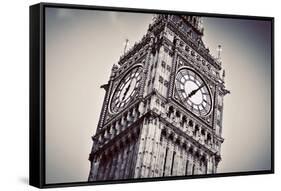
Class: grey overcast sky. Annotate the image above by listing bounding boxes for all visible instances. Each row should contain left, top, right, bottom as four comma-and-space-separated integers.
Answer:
46, 7, 271, 184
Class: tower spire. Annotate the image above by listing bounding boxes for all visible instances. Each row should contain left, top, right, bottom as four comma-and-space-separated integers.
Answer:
123, 38, 129, 54
217, 44, 222, 60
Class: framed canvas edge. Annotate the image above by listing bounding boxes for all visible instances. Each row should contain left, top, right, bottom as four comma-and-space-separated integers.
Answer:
30, 3, 45, 189
29, 2, 275, 189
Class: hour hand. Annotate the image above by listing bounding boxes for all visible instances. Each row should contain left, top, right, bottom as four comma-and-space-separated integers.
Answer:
187, 84, 204, 98
122, 85, 130, 101
187, 90, 196, 98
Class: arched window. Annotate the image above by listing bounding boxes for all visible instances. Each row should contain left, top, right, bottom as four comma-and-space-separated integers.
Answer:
175, 138, 180, 145
181, 115, 187, 127
167, 106, 174, 117
168, 133, 174, 141
194, 125, 199, 136
182, 143, 187, 150
188, 120, 193, 127
201, 129, 206, 136
201, 155, 206, 165
195, 151, 200, 159
188, 146, 194, 154
160, 129, 166, 142
207, 133, 212, 143
176, 110, 180, 117
192, 17, 196, 25
182, 116, 187, 123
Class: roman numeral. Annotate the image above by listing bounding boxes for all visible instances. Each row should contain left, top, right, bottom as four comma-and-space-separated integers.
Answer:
183, 97, 189, 103
193, 74, 197, 80
116, 102, 121, 108
183, 74, 189, 80
178, 80, 185, 85
178, 71, 184, 79
114, 98, 119, 103
203, 99, 210, 105
190, 103, 194, 111
125, 77, 130, 83
132, 71, 137, 78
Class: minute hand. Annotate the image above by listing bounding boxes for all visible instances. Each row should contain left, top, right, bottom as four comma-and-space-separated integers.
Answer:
122, 75, 135, 101
187, 84, 204, 98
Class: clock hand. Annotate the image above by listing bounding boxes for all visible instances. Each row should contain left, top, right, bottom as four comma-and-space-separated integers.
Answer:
122, 85, 130, 101
121, 71, 138, 101
187, 84, 204, 98
121, 76, 135, 101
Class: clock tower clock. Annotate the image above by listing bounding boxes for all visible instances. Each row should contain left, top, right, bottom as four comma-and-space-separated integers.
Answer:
110, 65, 143, 114
88, 14, 229, 181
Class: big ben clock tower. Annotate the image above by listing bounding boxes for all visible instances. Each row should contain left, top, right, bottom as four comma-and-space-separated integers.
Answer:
88, 14, 229, 181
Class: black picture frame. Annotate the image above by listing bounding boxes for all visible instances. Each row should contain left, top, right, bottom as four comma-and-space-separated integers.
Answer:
30, 2, 274, 189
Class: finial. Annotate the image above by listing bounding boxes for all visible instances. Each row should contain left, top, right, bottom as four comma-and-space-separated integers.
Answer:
123, 38, 129, 54
222, 69, 225, 80
198, 18, 204, 32
217, 45, 222, 59
152, 14, 157, 22
112, 64, 118, 71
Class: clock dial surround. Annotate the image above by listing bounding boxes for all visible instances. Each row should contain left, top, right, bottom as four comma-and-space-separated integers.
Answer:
110, 66, 143, 113
175, 68, 212, 116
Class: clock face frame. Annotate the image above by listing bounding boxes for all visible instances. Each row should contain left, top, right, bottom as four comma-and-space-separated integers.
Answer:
175, 68, 212, 116
109, 66, 143, 114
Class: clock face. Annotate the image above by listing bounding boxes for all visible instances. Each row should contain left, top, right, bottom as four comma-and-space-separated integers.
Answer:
110, 66, 143, 113
175, 68, 212, 116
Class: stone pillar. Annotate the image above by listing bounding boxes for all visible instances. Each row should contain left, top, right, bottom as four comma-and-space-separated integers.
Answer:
103, 153, 112, 180
173, 143, 181, 176
139, 102, 145, 115
121, 115, 127, 131
113, 144, 123, 179
127, 110, 134, 126
115, 120, 121, 135
108, 149, 118, 179
89, 155, 101, 181
148, 117, 159, 177
119, 141, 128, 179
132, 106, 139, 121
134, 121, 148, 178
109, 124, 115, 138
152, 124, 164, 177
158, 133, 168, 176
